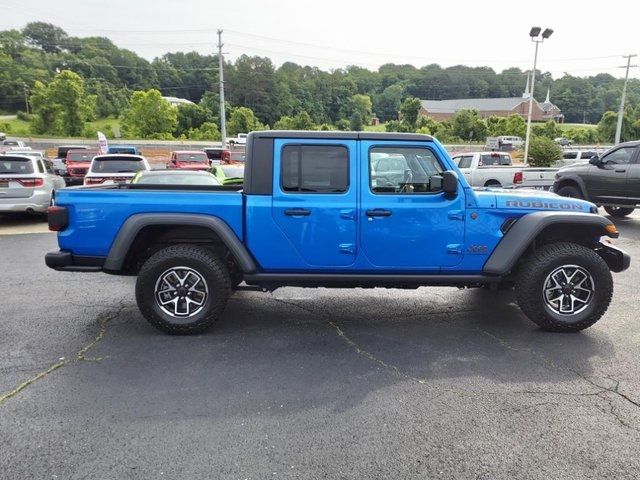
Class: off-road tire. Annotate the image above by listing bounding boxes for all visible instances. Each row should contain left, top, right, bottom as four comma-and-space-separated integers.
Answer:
515, 242, 612, 332
136, 244, 231, 335
556, 185, 583, 199
604, 206, 635, 218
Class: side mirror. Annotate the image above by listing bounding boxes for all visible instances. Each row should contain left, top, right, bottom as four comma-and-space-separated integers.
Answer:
442, 170, 458, 196
589, 155, 600, 165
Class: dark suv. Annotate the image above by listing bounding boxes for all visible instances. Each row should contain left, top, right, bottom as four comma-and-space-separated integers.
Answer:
553, 141, 640, 217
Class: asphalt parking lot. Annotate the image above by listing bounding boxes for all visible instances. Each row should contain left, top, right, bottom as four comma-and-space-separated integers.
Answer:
1, 211, 639, 479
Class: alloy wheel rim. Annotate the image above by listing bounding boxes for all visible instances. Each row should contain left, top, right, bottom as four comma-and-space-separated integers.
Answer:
543, 264, 594, 315
154, 266, 209, 319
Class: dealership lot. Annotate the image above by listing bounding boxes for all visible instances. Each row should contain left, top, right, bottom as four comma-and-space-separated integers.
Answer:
1, 212, 639, 479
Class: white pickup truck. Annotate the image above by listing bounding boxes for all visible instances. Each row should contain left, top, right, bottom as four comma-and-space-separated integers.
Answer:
451, 152, 557, 190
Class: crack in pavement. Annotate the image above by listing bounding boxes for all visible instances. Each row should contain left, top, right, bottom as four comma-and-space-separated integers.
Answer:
268, 294, 640, 428
0, 302, 127, 406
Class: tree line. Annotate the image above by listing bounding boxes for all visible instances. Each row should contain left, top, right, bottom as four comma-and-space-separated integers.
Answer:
1, 22, 640, 143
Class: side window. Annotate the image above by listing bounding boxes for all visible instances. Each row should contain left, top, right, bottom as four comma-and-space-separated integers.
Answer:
458, 155, 473, 169
370, 147, 444, 194
281, 145, 349, 193
563, 152, 578, 159
602, 146, 636, 165
37, 160, 45, 173
44, 160, 55, 174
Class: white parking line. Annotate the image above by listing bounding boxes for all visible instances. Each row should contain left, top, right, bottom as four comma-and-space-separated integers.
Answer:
0, 217, 51, 235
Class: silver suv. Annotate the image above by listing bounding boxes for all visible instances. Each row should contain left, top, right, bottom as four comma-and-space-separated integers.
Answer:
0, 155, 66, 215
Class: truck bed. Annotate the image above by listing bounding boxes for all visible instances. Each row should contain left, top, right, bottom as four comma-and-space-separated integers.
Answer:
55, 186, 244, 257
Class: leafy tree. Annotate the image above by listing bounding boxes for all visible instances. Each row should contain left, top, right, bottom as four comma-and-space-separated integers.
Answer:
335, 119, 350, 131
597, 110, 636, 142
30, 70, 95, 136
121, 89, 177, 139
226, 106, 264, 136
373, 84, 403, 122
22, 22, 68, 53
274, 111, 316, 130
400, 97, 422, 127
175, 103, 211, 136
349, 112, 363, 131
527, 136, 562, 167
385, 120, 413, 133
486, 116, 508, 136
188, 122, 221, 141
531, 120, 562, 140
504, 114, 526, 137
450, 109, 487, 141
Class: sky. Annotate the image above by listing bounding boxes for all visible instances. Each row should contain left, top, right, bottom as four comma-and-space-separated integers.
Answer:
2, 0, 639, 80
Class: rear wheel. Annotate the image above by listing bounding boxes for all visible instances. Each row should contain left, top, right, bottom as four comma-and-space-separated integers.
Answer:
135, 244, 231, 335
485, 180, 502, 188
604, 206, 635, 218
515, 242, 612, 332
556, 185, 582, 199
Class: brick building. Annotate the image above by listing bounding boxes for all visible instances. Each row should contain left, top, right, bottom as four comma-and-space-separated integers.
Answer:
419, 86, 563, 123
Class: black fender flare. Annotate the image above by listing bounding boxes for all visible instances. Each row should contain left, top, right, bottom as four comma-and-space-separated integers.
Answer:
103, 213, 258, 273
483, 211, 616, 275
554, 175, 590, 200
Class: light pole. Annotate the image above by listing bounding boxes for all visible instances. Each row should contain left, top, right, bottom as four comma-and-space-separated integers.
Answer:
523, 27, 553, 164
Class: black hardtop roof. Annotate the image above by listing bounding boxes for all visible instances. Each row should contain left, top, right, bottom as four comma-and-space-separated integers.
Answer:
249, 130, 433, 142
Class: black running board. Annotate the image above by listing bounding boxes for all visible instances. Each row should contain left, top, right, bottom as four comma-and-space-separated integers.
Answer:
243, 273, 500, 289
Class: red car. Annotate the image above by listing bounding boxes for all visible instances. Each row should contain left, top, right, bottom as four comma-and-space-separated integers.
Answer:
167, 151, 210, 170
66, 149, 98, 185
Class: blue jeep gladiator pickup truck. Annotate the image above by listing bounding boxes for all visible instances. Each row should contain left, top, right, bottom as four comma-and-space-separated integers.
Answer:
45, 131, 630, 334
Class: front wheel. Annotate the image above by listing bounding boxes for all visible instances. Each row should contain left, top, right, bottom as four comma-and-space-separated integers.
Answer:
604, 206, 635, 218
135, 244, 231, 334
556, 185, 583, 199
515, 242, 613, 332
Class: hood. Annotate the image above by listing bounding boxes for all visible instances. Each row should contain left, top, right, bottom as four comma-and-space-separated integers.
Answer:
558, 163, 590, 175
474, 187, 596, 213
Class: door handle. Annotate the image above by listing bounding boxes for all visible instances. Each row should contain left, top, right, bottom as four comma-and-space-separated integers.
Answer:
366, 209, 392, 217
284, 208, 311, 216
615, 169, 627, 173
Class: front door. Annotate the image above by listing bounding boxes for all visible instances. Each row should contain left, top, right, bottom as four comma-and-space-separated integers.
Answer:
359, 141, 465, 270
587, 145, 638, 203
272, 139, 357, 268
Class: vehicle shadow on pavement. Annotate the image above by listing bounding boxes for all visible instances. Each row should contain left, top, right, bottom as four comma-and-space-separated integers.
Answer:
65, 286, 616, 419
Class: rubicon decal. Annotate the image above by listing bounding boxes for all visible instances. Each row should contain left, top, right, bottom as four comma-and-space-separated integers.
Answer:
506, 200, 585, 211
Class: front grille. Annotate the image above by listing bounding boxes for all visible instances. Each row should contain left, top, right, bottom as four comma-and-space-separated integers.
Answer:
69, 168, 88, 176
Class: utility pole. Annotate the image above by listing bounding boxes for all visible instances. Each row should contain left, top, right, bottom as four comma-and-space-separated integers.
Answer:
615, 54, 637, 144
22, 83, 29, 114
217, 29, 227, 149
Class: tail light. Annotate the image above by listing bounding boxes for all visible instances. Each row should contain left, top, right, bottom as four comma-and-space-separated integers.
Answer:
47, 205, 68, 232
513, 171, 523, 184
85, 178, 105, 185
17, 178, 44, 187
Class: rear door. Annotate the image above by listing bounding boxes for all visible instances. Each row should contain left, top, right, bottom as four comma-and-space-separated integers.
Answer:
271, 139, 357, 267
360, 141, 465, 270
586, 145, 638, 203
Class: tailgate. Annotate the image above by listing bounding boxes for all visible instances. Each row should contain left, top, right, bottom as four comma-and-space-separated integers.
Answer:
521, 168, 558, 189
0, 175, 35, 198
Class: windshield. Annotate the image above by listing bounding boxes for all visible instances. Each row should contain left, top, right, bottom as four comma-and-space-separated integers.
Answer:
221, 166, 244, 177
0, 158, 34, 174
93, 158, 145, 173
136, 173, 220, 185
68, 152, 95, 162
176, 153, 208, 163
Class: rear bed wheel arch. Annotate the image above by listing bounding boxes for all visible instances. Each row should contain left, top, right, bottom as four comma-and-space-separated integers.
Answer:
103, 213, 257, 274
